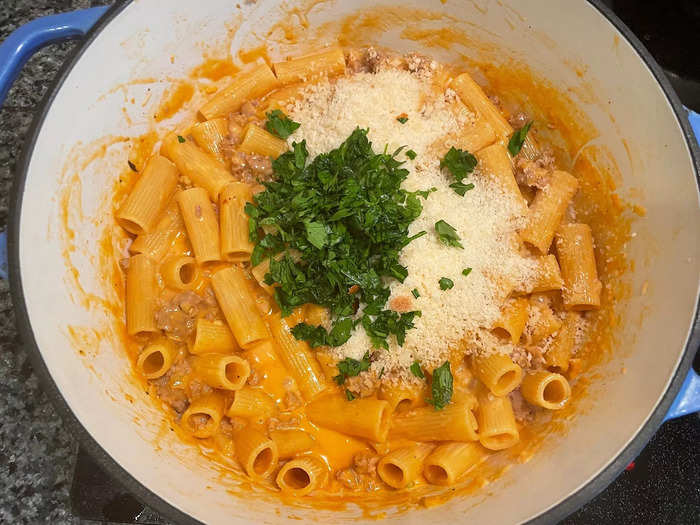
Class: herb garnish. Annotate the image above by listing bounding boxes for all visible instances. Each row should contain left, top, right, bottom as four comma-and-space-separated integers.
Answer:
334, 352, 371, 385
411, 288, 420, 299
406, 150, 417, 160
249, 128, 423, 349
449, 180, 475, 196
439, 277, 454, 290
177, 135, 186, 143
435, 220, 463, 249
265, 109, 301, 139
440, 147, 477, 196
508, 121, 533, 156
345, 389, 356, 401
396, 113, 408, 124
427, 361, 453, 410
462, 267, 472, 276
410, 360, 425, 379
127, 160, 137, 172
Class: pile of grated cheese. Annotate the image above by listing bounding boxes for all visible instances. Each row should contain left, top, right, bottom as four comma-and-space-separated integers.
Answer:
285, 68, 537, 383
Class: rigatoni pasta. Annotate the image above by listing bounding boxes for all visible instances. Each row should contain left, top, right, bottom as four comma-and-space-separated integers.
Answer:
113, 45, 614, 506
116, 155, 178, 235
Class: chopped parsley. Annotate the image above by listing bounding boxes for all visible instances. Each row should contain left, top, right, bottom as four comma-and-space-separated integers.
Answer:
265, 109, 301, 139
410, 360, 425, 379
396, 113, 408, 124
427, 361, 453, 410
439, 277, 454, 290
435, 220, 463, 249
406, 149, 417, 160
248, 128, 424, 349
411, 288, 420, 299
334, 352, 371, 385
345, 389, 356, 401
508, 121, 533, 156
440, 147, 477, 196
449, 180, 475, 196
379, 367, 385, 379
177, 135, 186, 143
462, 267, 472, 276
127, 160, 137, 172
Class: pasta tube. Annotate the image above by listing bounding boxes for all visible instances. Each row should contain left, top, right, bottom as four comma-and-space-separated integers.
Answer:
191, 118, 228, 163
377, 444, 433, 489
200, 64, 279, 120
117, 155, 178, 235
555, 223, 602, 310
211, 266, 269, 348
276, 456, 328, 496
378, 385, 425, 413
545, 312, 580, 371
306, 394, 391, 442
451, 72, 512, 142
238, 124, 288, 158
273, 47, 346, 85
226, 387, 276, 419
234, 428, 279, 479
521, 371, 571, 410
475, 143, 526, 212
269, 311, 327, 401
471, 353, 523, 397
220, 182, 255, 262
389, 400, 479, 442
191, 353, 250, 390
125, 254, 157, 336
270, 429, 315, 459
520, 170, 579, 253
492, 297, 529, 344
423, 442, 485, 486
161, 256, 200, 290
181, 392, 226, 438
176, 188, 221, 265
129, 200, 184, 260
161, 133, 234, 201
135, 340, 177, 379
190, 319, 239, 355
476, 390, 519, 450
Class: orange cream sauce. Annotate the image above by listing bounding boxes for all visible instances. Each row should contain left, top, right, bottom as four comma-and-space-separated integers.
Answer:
54, 3, 639, 519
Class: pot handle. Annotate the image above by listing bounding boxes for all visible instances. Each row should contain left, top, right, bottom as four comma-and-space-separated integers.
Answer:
0, 6, 108, 106
0, 6, 108, 281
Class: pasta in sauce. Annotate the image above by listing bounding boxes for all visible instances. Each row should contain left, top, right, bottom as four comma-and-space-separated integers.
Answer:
116, 47, 606, 505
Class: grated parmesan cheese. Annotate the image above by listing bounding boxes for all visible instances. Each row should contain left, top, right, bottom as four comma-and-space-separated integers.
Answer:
286, 68, 538, 383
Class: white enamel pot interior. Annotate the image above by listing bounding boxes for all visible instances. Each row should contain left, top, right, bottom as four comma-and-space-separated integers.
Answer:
9, 0, 699, 523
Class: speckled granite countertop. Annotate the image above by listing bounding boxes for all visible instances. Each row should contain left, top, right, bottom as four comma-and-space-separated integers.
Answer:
0, 2, 698, 524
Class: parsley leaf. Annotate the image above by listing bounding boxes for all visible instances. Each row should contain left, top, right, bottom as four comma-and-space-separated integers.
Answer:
251, 128, 425, 348
508, 121, 533, 156
439, 277, 454, 290
435, 220, 463, 249
462, 267, 472, 276
415, 187, 437, 199
304, 221, 328, 249
411, 288, 420, 299
427, 361, 453, 410
440, 147, 477, 180
334, 351, 371, 384
410, 360, 425, 379
177, 135, 186, 143
406, 149, 417, 160
397, 116, 408, 124
345, 389, 356, 401
449, 180, 475, 196
265, 109, 301, 139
